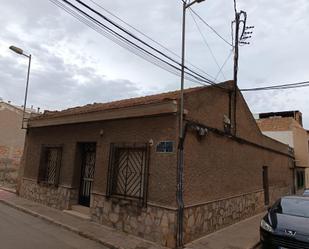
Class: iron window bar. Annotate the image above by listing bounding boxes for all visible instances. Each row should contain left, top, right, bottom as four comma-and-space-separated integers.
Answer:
106, 142, 150, 207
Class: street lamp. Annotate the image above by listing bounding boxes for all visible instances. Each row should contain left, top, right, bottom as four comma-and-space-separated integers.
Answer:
9, 45, 32, 129
177, 0, 205, 248
177, 0, 206, 247
179, 0, 206, 139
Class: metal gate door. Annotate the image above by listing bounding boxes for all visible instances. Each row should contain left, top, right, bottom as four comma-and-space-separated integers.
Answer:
79, 143, 96, 206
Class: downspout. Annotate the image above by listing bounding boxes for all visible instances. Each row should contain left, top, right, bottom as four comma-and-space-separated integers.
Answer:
176, 122, 188, 248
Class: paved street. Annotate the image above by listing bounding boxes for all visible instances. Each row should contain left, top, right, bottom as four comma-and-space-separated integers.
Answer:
0, 202, 108, 249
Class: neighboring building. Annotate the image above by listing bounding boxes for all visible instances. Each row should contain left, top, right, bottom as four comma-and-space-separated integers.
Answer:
20, 81, 294, 248
0, 100, 37, 187
256, 111, 309, 192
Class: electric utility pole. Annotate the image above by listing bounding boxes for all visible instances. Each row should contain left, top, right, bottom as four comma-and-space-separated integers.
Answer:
232, 3, 253, 134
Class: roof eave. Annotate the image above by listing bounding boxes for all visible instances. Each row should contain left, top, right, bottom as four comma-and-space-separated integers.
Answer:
28, 100, 180, 128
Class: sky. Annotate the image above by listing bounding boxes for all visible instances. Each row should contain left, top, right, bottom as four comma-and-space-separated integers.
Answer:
0, 0, 308, 127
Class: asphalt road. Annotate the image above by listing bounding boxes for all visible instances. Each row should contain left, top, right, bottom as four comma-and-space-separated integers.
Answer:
0, 202, 108, 249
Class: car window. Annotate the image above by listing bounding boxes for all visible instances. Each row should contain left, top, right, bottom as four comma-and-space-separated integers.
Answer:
276, 198, 309, 218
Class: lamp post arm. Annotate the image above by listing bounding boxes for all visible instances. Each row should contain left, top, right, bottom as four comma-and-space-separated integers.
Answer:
186, 0, 206, 9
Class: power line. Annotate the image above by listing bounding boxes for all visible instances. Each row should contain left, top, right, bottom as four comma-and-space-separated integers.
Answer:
89, 0, 214, 81
74, 0, 218, 83
50, 0, 225, 90
241, 80, 309, 91
52, 0, 229, 90
189, 8, 234, 47
50, 0, 198, 84
50, 0, 184, 79
214, 49, 233, 80
188, 8, 226, 81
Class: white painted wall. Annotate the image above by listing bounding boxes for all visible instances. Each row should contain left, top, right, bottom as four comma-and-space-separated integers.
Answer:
262, 131, 294, 148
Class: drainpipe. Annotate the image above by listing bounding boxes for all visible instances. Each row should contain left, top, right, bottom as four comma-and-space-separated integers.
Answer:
176, 122, 188, 248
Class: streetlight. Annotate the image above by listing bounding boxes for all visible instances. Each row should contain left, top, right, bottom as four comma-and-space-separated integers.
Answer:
179, 0, 206, 140
177, 1, 206, 248
9, 45, 32, 129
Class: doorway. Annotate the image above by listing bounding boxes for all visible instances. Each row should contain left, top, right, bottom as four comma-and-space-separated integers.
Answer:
78, 143, 96, 207
262, 166, 269, 206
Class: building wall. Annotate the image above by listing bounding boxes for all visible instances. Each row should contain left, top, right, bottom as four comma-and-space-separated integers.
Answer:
0, 103, 26, 186
293, 125, 309, 167
181, 87, 293, 243
22, 114, 178, 207
21, 114, 178, 247
257, 116, 309, 189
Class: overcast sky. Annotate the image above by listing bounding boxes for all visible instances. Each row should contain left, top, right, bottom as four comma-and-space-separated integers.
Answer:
0, 0, 308, 127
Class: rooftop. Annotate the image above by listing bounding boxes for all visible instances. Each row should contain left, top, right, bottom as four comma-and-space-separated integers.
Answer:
256, 110, 304, 130
32, 81, 233, 121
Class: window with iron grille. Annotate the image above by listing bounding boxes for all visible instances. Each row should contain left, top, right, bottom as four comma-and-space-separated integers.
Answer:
107, 143, 150, 206
38, 146, 62, 186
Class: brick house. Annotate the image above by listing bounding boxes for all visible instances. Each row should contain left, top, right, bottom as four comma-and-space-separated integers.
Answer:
256, 111, 309, 192
20, 81, 294, 248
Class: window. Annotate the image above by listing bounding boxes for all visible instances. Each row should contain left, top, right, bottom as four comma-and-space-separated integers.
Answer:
297, 170, 305, 189
156, 141, 174, 153
106, 143, 150, 206
38, 146, 62, 186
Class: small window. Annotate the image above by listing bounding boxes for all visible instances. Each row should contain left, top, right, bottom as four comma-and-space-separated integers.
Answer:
38, 146, 62, 186
156, 141, 174, 153
107, 143, 150, 206
297, 170, 305, 189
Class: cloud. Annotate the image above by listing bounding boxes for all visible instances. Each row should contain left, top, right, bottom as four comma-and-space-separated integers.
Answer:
0, 0, 308, 128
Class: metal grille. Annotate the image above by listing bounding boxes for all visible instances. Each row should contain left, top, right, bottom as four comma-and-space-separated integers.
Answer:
79, 143, 96, 207
39, 146, 62, 186
46, 148, 59, 184
107, 143, 149, 205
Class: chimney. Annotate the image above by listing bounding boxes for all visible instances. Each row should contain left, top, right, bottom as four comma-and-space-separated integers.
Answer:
37, 107, 40, 113
8, 100, 11, 104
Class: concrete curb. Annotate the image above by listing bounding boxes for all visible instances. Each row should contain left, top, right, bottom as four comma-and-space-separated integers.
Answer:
0, 199, 120, 249
0, 186, 16, 194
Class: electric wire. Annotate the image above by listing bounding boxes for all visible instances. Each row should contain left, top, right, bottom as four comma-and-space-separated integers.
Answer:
50, 0, 180, 78
189, 8, 234, 47
214, 49, 234, 81
62, 0, 213, 84
188, 8, 226, 80
52, 0, 229, 90
89, 0, 214, 81
73, 0, 218, 83
50, 0, 214, 87
241, 81, 309, 92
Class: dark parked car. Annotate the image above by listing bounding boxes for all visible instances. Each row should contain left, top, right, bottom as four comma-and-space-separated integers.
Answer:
260, 196, 309, 249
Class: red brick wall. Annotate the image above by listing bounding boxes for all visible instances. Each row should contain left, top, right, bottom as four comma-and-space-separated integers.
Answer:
182, 86, 293, 205
23, 115, 178, 207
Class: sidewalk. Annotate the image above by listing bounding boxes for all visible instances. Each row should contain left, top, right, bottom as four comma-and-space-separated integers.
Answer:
0, 187, 262, 249
0, 188, 166, 249
185, 213, 264, 249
